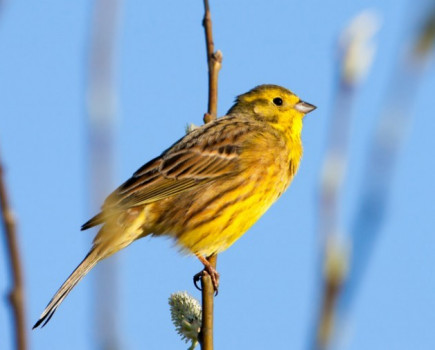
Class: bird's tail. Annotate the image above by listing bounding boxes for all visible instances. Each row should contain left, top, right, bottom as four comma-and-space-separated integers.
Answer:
33, 248, 101, 328
34, 209, 149, 328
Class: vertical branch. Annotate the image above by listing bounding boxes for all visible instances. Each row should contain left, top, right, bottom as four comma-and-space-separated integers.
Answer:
312, 5, 435, 350
199, 1, 222, 349
86, 0, 122, 349
0, 147, 27, 350
202, 0, 222, 123
199, 254, 217, 350
338, 2, 435, 328
311, 11, 379, 350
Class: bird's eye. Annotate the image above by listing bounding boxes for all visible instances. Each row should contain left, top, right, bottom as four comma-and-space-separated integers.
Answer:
273, 97, 283, 106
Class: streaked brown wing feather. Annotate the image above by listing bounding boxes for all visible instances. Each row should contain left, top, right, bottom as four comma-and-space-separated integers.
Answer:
106, 123, 243, 209
82, 116, 253, 230
113, 152, 238, 208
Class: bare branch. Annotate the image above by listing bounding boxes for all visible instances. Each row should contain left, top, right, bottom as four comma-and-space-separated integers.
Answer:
199, 4, 222, 348
202, 0, 222, 123
0, 147, 27, 350
199, 254, 217, 350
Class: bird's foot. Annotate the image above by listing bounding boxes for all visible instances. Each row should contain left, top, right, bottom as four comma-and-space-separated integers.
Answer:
193, 254, 220, 295
193, 266, 220, 295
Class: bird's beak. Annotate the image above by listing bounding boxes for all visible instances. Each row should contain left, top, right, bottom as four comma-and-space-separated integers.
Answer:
295, 100, 316, 114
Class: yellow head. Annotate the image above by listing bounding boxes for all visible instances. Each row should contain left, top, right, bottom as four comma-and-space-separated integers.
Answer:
227, 84, 316, 124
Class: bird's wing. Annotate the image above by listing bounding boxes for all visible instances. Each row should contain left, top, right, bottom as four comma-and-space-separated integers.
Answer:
112, 145, 241, 209
81, 120, 248, 230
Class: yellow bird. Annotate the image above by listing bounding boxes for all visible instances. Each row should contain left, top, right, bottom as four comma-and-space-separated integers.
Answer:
34, 84, 315, 328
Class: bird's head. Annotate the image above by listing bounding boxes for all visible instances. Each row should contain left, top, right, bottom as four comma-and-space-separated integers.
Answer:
228, 84, 316, 126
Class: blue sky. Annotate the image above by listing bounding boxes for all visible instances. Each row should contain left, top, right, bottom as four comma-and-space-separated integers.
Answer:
1, 0, 434, 349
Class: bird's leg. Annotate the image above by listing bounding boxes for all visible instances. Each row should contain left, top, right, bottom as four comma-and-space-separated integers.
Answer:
193, 253, 220, 293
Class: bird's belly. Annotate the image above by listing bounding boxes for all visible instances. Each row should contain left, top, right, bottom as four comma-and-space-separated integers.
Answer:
179, 195, 273, 256
151, 168, 290, 256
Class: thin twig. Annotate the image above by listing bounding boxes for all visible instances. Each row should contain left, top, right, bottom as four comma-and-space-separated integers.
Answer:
199, 254, 217, 350
0, 147, 27, 350
202, 0, 222, 123
199, 1, 222, 349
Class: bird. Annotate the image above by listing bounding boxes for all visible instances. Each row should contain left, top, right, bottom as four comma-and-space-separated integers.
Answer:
33, 84, 316, 328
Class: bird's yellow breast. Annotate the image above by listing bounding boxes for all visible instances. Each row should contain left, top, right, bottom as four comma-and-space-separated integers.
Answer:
147, 122, 303, 256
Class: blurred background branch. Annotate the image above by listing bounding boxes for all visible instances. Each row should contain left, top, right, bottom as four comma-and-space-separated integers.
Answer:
312, 11, 380, 350
312, 3, 435, 349
0, 145, 27, 350
86, 0, 122, 349
337, 2, 435, 340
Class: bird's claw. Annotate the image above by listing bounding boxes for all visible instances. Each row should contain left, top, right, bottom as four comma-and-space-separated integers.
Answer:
193, 272, 203, 290
193, 266, 220, 295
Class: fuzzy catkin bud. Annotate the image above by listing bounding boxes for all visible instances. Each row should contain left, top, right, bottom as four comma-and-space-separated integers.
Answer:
169, 291, 202, 349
